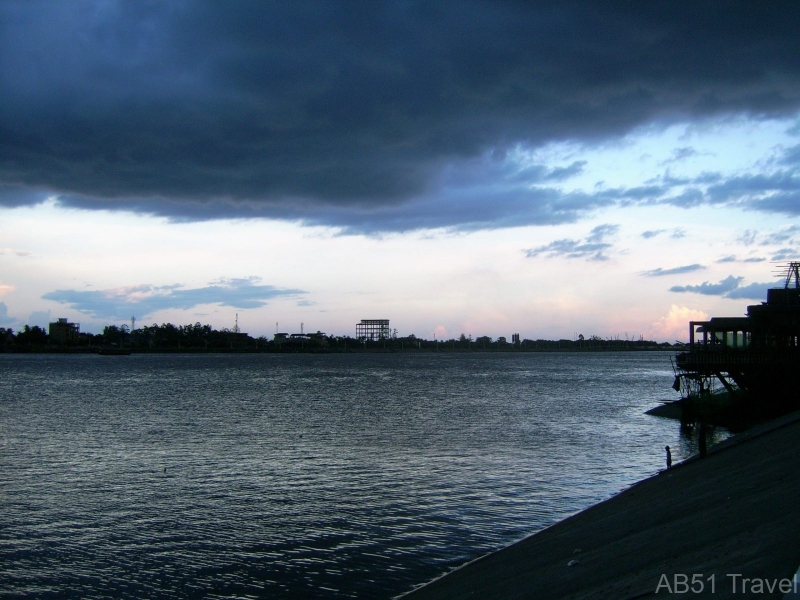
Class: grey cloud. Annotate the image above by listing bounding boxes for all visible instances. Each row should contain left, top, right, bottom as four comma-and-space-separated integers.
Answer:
671, 229, 687, 239
586, 223, 619, 243
299, 163, 617, 233
659, 147, 698, 166
779, 143, 800, 166
2, 2, 800, 231
27, 310, 52, 329
641, 229, 665, 239
660, 171, 723, 187
730, 227, 799, 261
772, 248, 799, 261
643, 264, 705, 277
0, 185, 52, 208
44, 158, 615, 234
669, 275, 744, 296
725, 282, 774, 300
761, 225, 800, 245
715, 255, 766, 263
42, 278, 306, 320
673, 147, 697, 160
543, 161, 587, 182
738, 230, 758, 245
525, 223, 617, 261
525, 240, 612, 261
0, 302, 14, 326
647, 144, 800, 217
705, 171, 800, 212
664, 188, 706, 208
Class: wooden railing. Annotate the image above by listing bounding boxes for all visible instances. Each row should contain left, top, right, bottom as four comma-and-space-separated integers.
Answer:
676, 348, 800, 368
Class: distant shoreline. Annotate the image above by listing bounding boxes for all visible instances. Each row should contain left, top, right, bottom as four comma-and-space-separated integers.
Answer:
0, 346, 680, 355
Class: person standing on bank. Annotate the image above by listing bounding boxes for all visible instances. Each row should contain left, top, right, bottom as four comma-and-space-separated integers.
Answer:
665, 445, 672, 469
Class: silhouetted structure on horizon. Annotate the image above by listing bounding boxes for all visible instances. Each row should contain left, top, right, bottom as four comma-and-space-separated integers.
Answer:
356, 319, 391, 341
49, 318, 80, 346
674, 261, 800, 415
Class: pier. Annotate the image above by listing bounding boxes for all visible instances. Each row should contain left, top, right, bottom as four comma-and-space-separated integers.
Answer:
673, 262, 800, 417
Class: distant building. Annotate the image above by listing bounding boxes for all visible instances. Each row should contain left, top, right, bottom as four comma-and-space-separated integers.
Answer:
497, 336, 507, 345
356, 319, 391, 341
49, 318, 80, 346
512, 333, 520, 344
227, 331, 252, 349
274, 331, 328, 348
675, 261, 800, 407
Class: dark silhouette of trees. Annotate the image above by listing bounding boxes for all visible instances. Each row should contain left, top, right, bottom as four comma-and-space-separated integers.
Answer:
15, 325, 48, 348
125, 322, 255, 350
0, 327, 15, 350
0, 320, 673, 353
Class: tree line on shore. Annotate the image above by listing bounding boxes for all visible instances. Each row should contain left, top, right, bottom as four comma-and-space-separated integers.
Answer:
0, 322, 676, 353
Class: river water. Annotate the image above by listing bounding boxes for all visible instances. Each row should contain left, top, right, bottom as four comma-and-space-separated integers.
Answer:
0, 352, 724, 598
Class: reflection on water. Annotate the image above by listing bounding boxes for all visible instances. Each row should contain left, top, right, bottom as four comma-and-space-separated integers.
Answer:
677, 421, 731, 458
0, 352, 726, 598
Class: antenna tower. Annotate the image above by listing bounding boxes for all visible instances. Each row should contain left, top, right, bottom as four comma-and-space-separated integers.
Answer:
234, 313, 240, 334
784, 262, 800, 289
131, 316, 135, 331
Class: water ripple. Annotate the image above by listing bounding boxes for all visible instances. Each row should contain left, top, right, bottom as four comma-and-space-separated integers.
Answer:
0, 352, 718, 598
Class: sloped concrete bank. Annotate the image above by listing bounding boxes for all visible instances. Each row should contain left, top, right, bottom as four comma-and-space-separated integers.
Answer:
402, 412, 800, 599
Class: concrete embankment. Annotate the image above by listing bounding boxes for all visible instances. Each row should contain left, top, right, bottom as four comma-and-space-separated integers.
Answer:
402, 412, 800, 599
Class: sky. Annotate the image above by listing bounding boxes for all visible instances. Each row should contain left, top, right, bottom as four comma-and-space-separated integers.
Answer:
1, 1, 800, 341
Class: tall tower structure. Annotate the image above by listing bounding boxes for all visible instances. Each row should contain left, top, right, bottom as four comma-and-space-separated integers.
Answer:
356, 319, 391, 341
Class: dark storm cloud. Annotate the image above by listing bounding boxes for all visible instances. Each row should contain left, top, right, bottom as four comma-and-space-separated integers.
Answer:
524, 223, 617, 261
42, 278, 306, 320
282, 158, 612, 233
2, 1, 800, 231
642, 264, 705, 277
0, 185, 51, 208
